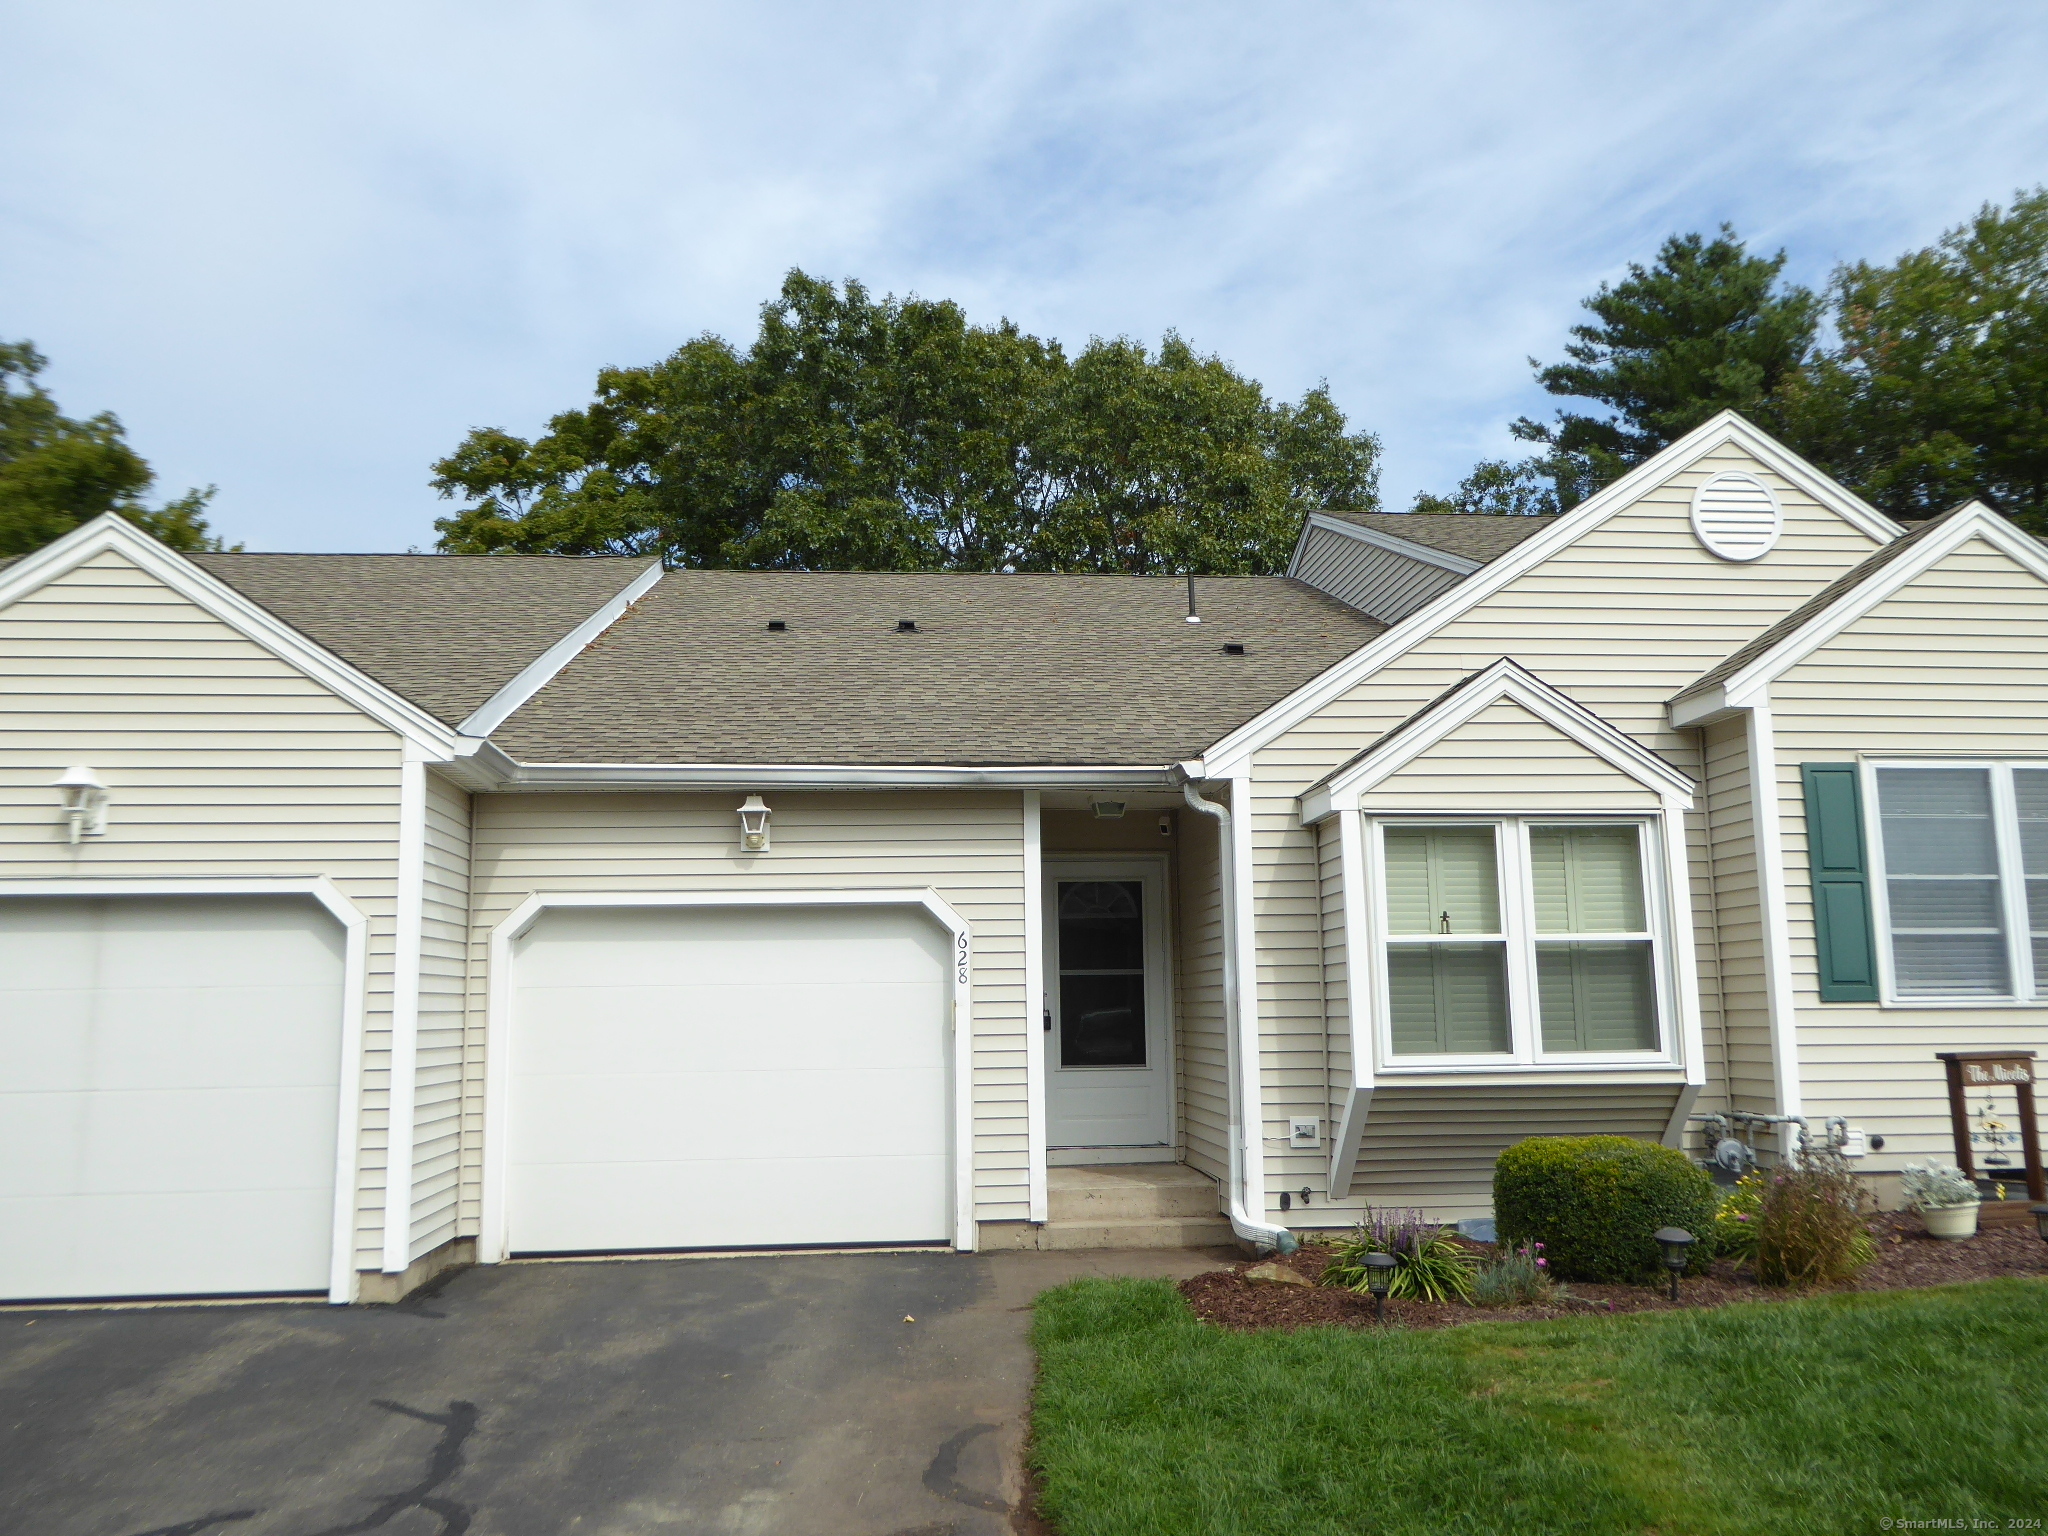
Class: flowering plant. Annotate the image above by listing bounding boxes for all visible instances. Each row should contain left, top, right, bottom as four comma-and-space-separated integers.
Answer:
1472, 1241, 1560, 1307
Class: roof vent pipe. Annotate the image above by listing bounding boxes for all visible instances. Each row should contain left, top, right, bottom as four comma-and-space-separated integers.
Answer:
1185, 574, 1202, 624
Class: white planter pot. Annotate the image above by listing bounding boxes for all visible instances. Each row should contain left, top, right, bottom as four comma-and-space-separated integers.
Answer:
1919, 1203, 1980, 1241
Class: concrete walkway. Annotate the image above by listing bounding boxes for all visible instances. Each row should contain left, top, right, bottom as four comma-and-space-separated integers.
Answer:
0, 1246, 1230, 1536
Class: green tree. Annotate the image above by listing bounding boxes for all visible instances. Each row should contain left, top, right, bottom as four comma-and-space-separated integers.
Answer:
1512, 227, 1819, 508
433, 271, 1380, 572
1410, 457, 1558, 516
1785, 189, 2048, 529
0, 341, 222, 556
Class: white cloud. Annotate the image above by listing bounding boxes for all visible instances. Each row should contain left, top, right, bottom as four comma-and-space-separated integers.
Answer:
3, 1, 2044, 548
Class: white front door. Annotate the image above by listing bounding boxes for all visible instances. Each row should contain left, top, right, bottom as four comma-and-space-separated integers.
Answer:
1044, 859, 1173, 1152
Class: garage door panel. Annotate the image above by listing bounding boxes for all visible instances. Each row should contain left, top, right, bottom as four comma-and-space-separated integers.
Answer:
513, 980, 951, 1075
511, 1153, 951, 1253
1, 1188, 334, 1299
512, 1066, 949, 1165
0, 897, 345, 1300
514, 906, 951, 988
509, 903, 953, 1253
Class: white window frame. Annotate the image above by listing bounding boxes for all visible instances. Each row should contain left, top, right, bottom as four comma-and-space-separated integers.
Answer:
1863, 758, 2047, 1008
1367, 812, 1680, 1074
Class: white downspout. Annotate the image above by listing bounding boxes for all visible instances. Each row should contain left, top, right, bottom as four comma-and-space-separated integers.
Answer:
1182, 778, 1296, 1253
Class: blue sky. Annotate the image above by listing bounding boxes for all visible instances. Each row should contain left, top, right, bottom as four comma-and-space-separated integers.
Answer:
5, 3, 2046, 552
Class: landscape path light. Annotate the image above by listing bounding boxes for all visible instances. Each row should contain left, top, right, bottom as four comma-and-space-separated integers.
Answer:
1654, 1228, 1696, 1302
2032, 1205, 2048, 1247
1362, 1251, 1397, 1324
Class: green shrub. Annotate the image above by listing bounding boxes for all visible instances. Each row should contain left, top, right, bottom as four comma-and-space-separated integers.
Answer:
1752, 1151, 1876, 1287
1471, 1241, 1561, 1307
1493, 1134, 1719, 1282
1321, 1205, 1476, 1302
1713, 1172, 1767, 1262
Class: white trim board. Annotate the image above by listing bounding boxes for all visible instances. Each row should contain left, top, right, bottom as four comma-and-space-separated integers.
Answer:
456, 561, 664, 736
1298, 659, 1696, 824
1289, 513, 1483, 577
1202, 412, 1901, 776
0, 514, 463, 754
1670, 502, 2048, 726
1022, 791, 1048, 1223
476, 888, 979, 1262
0, 875, 371, 1306
480, 762, 1183, 790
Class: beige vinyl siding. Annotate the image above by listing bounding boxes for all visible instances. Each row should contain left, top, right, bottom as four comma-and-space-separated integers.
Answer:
1771, 533, 2048, 1172
1290, 523, 1466, 623
1175, 795, 1228, 1182
466, 790, 1031, 1223
1704, 715, 1773, 1116
1360, 700, 1665, 811
1319, 818, 1351, 1140
0, 547, 406, 1272
409, 770, 472, 1260
1248, 442, 1886, 1216
1329, 1082, 1686, 1225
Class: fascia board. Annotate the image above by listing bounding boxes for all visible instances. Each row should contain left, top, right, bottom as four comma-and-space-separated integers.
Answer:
498, 761, 1182, 790
1299, 785, 1337, 825
1200, 412, 1900, 775
0, 514, 462, 754
1318, 663, 1695, 809
457, 561, 664, 736
1713, 504, 2044, 704
1669, 685, 1734, 729
1301, 513, 1482, 575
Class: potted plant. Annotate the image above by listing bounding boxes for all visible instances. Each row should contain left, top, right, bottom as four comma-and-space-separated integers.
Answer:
1900, 1163, 1982, 1240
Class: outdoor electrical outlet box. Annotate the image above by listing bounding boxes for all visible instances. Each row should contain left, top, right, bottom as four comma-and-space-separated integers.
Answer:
1289, 1118, 1322, 1150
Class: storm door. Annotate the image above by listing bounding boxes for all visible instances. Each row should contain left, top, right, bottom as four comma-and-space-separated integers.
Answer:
1044, 859, 1173, 1152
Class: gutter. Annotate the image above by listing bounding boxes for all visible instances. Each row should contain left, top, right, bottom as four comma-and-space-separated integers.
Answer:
439, 755, 1183, 792
1176, 768, 1297, 1255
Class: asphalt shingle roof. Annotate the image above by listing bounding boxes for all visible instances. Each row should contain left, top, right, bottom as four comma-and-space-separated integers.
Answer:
1322, 511, 1563, 564
493, 570, 1387, 765
188, 552, 659, 727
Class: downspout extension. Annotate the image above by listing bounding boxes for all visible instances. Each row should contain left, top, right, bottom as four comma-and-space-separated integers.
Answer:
1180, 777, 1297, 1255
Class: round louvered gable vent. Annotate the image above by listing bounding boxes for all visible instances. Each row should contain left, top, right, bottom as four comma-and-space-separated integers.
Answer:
1690, 472, 1782, 561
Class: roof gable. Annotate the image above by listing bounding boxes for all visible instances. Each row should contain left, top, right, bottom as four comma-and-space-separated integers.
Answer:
1299, 659, 1694, 822
1203, 412, 1903, 774
1669, 500, 2048, 725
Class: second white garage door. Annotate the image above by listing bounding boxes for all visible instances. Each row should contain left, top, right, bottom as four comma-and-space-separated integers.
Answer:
506, 903, 953, 1254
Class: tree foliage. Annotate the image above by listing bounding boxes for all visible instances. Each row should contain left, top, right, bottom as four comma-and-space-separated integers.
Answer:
1509, 226, 1818, 509
0, 341, 223, 556
1410, 457, 1558, 516
1429, 193, 2048, 530
1783, 190, 2048, 527
432, 271, 1380, 571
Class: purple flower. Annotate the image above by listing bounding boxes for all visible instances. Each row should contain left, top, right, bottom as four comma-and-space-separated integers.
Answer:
1536, 1258, 1547, 1267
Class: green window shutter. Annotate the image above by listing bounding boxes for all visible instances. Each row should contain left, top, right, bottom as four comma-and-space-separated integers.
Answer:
1801, 763, 1878, 1002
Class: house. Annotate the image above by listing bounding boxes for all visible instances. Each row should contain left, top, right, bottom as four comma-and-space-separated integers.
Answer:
3, 411, 2044, 1305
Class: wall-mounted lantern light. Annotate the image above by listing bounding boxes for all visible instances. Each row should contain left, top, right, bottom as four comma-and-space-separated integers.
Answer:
53, 765, 110, 845
737, 794, 772, 853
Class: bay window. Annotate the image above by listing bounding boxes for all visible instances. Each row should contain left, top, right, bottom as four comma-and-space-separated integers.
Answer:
1870, 762, 2048, 1002
1377, 817, 1669, 1066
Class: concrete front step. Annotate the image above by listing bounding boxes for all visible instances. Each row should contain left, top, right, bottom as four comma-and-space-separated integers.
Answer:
1047, 1162, 1221, 1222
1034, 1215, 1238, 1250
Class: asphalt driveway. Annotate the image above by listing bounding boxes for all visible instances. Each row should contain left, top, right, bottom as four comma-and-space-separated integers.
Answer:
0, 1246, 1225, 1536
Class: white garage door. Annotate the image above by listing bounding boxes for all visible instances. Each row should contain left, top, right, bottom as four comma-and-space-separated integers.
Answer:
507, 904, 953, 1254
0, 896, 346, 1302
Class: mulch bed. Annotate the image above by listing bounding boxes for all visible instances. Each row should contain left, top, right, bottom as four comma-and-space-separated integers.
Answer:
1178, 1214, 2048, 1332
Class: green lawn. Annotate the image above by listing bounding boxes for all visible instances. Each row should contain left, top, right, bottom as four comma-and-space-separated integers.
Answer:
1029, 1277, 2048, 1536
